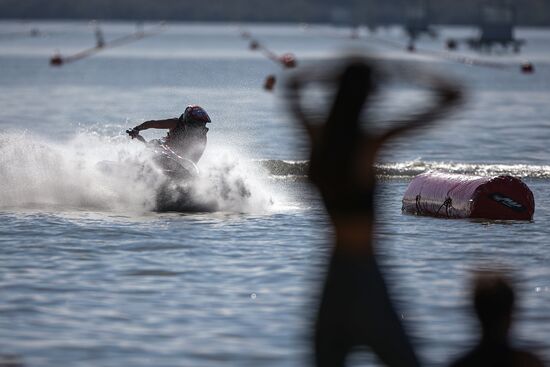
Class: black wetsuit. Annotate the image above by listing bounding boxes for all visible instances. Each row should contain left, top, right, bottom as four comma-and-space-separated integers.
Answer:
165, 118, 209, 164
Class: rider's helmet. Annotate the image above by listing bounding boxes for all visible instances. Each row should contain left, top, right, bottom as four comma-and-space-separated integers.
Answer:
180, 105, 211, 125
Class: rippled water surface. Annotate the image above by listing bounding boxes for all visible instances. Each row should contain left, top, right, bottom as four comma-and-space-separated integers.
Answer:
1, 21, 549, 366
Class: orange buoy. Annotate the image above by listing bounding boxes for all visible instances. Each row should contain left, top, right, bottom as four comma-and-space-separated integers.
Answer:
402, 172, 534, 220
264, 74, 276, 91
521, 62, 534, 74
50, 54, 63, 66
280, 53, 297, 68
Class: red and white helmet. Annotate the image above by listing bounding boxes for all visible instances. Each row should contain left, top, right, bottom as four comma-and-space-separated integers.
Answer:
183, 105, 211, 123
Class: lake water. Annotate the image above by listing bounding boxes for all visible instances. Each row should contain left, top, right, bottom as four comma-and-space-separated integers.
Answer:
0, 21, 549, 366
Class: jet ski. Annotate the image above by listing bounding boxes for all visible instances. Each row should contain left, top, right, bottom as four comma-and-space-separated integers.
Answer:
149, 140, 199, 181
124, 130, 216, 212
125, 129, 199, 180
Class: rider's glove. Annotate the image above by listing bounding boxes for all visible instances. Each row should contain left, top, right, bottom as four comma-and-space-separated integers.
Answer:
126, 128, 140, 139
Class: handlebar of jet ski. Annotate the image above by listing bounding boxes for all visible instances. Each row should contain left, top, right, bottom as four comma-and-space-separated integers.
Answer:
126, 129, 146, 143
126, 128, 138, 136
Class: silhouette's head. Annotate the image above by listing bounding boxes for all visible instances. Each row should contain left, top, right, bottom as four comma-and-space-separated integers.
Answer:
472, 272, 515, 340
331, 59, 376, 124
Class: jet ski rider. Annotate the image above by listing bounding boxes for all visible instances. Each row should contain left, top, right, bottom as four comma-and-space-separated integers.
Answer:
127, 105, 211, 164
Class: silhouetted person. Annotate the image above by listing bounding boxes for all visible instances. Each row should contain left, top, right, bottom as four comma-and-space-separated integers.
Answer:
286, 55, 462, 366
450, 272, 545, 367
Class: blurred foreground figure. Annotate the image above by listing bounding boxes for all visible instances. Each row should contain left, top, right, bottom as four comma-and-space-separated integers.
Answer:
286, 55, 462, 366
450, 272, 545, 367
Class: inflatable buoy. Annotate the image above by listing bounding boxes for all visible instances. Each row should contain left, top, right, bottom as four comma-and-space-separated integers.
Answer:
263, 74, 276, 91
402, 173, 534, 220
521, 61, 534, 74
280, 53, 297, 68
50, 54, 63, 66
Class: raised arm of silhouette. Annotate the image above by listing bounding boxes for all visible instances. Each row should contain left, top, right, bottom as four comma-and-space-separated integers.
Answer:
450, 272, 545, 367
286, 57, 462, 367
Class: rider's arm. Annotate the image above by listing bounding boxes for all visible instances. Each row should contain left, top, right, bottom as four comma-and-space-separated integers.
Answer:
133, 118, 178, 131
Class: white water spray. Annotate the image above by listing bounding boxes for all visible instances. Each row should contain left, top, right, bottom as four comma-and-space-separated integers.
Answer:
0, 131, 280, 213
193, 146, 276, 213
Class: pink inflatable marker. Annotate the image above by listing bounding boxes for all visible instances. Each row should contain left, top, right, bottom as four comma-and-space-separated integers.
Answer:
402, 172, 534, 220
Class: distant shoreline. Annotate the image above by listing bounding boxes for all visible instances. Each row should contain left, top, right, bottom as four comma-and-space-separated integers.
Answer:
0, 0, 549, 27
1, 19, 550, 29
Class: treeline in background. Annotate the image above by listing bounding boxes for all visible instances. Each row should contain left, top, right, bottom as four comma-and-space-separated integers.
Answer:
0, 0, 549, 25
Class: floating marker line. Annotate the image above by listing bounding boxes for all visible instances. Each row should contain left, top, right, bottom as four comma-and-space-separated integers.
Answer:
367, 34, 533, 73
239, 28, 296, 69
298, 26, 533, 74
50, 23, 166, 66
238, 28, 298, 91
0, 29, 41, 41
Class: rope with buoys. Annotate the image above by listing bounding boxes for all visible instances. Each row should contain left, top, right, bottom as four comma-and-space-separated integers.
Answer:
0, 28, 42, 41
298, 26, 534, 74
239, 28, 297, 91
368, 33, 535, 74
278, 23, 535, 74
50, 22, 166, 67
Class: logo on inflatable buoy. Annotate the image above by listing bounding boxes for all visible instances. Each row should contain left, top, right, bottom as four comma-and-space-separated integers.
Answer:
490, 193, 525, 212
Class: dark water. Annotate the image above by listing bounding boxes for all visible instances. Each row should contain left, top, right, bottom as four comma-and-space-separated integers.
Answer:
1, 21, 549, 366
